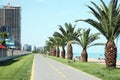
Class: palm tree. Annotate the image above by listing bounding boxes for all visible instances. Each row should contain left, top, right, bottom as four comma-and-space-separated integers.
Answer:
53, 32, 67, 58
46, 37, 57, 56
47, 36, 62, 57
48, 37, 57, 56
76, 0, 120, 67
0, 32, 9, 47
52, 36, 61, 57
57, 23, 80, 60
46, 40, 53, 55
44, 45, 50, 54
75, 28, 103, 62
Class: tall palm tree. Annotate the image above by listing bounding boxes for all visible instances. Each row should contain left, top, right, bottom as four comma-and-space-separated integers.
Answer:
0, 32, 9, 47
46, 40, 54, 55
76, 0, 120, 67
46, 37, 56, 56
44, 45, 50, 54
52, 36, 61, 57
75, 28, 103, 62
53, 32, 67, 58
57, 23, 80, 60
48, 37, 57, 56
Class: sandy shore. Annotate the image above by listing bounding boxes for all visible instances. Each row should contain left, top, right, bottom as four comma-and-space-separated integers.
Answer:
88, 58, 120, 68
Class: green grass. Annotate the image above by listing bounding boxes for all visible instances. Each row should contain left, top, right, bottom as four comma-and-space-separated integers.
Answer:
0, 54, 34, 80
48, 55, 120, 80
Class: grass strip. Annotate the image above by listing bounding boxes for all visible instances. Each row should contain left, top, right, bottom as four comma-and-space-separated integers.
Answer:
0, 54, 34, 80
48, 55, 120, 80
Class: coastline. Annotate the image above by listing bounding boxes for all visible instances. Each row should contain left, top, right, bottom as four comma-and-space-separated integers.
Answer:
88, 58, 120, 68
73, 52, 120, 60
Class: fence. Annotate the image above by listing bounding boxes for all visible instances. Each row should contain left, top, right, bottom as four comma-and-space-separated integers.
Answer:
0, 48, 30, 61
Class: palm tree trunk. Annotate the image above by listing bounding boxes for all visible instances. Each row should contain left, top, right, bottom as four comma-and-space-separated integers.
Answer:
105, 41, 117, 68
61, 47, 65, 58
81, 49, 88, 62
52, 48, 56, 56
67, 44, 73, 60
56, 47, 60, 57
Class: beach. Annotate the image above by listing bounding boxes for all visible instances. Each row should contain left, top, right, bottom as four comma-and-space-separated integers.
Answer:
88, 58, 120, 68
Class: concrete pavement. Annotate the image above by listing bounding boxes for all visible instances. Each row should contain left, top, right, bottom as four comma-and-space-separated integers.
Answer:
34, 54, 101, 80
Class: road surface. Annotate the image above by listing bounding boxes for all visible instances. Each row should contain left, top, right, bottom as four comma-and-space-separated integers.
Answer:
34, 54, 101, 80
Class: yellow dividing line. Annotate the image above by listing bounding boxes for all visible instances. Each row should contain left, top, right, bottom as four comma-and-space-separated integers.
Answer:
30, 60, 34, 80
47, 61, 66, 79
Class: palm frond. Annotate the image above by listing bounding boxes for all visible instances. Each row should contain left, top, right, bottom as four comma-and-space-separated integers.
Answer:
100, 0, 108, 13
59, 25, 67, 36
76, 0, 120, 41
87, 4, 101, 21
77, 28, 101, 49
87, 43, 105, 48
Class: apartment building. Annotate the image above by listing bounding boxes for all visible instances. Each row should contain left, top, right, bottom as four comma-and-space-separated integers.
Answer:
0, 3, 21, 49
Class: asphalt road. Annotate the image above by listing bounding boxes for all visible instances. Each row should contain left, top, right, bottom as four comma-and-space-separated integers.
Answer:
34, 54, 101, 80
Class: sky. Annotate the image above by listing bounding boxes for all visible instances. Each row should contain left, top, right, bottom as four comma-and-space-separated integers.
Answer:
0, 0, 120, 54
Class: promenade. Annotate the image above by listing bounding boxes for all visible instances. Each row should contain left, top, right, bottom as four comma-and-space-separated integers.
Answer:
33, 54, 101, 80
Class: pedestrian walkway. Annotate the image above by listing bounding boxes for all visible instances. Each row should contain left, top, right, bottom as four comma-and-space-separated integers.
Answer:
34, 54, 101, 80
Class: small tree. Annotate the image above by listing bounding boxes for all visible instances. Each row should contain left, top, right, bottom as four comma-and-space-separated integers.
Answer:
0, 32, 9, 47
75, 29, 104, 62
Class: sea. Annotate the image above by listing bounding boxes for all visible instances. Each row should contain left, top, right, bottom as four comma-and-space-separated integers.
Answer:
73, 52, 120, 60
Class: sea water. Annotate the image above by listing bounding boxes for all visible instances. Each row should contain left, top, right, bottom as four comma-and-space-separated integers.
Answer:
73, 52, 120, 60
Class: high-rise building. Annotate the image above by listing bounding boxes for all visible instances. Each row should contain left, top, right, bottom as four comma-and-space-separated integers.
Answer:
23, 44, 32, 51
0, 3, 21, 49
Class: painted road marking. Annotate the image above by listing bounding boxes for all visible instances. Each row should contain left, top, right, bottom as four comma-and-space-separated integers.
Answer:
30, 59, 34, 80
46, 61, 66, 79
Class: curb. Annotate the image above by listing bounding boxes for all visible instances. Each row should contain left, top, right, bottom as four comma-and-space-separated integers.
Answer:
30, 60, 34, 80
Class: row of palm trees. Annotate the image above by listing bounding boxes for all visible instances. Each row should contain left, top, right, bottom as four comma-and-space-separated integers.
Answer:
45, 0, 120, 68
45, 23, 103, 61
45, 23, 80, 59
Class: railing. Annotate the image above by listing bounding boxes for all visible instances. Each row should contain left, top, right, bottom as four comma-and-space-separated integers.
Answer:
0, 48, 31, 61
